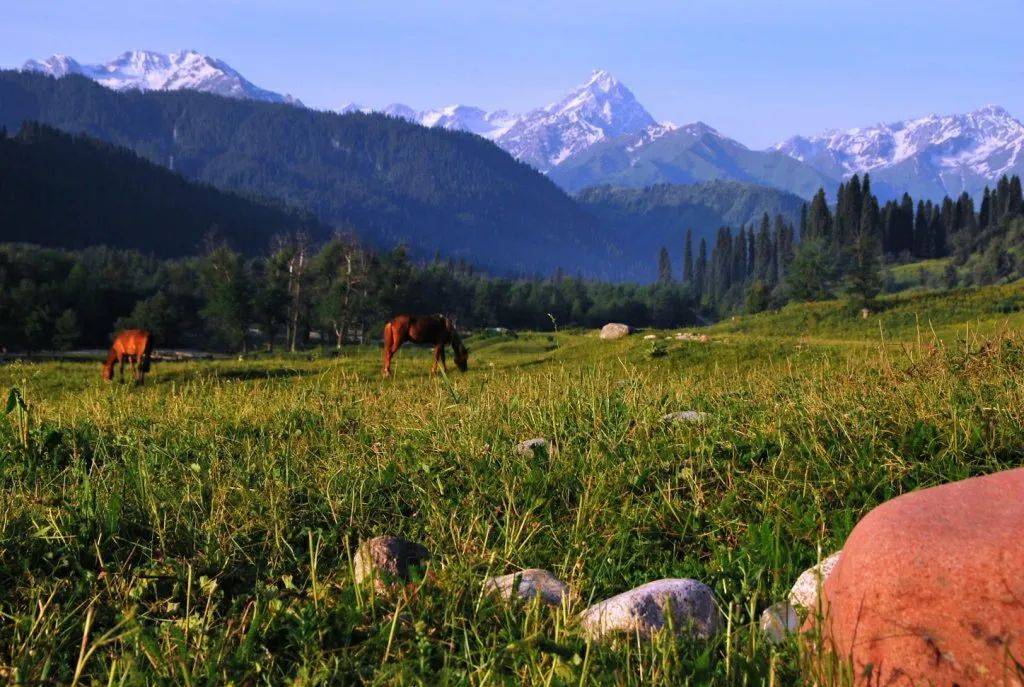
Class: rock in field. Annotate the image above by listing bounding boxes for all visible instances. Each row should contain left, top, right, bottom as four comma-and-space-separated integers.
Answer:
662, 410, 709, 424
579, 579, 722, 640
353, 536, 431, 591
788, 550, 841, 612
759, 602, 799, 644
599, 323, 631, 340
514, 437, 551, 458
483, 568, 569, 607
643, 334, 657, 340
819, 468, 1024, 686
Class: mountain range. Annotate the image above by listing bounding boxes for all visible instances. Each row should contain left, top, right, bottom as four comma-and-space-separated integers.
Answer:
771, 106, 1024, 201
20, 50, 1024, 201
22, 50, 301, 105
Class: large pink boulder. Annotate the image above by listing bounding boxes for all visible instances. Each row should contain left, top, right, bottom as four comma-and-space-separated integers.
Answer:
820, 468, 1024, 686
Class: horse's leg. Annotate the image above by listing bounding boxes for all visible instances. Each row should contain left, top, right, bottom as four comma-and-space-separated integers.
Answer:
440, 344, 448, 372
382, 323, 395, 377
118, 355, 125, 382
431, 344, 443, 376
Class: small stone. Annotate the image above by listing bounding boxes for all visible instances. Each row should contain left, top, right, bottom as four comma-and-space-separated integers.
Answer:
662, 410, 709, 424
483, 568, 569, 606
788, 551, 841, 611
643, 334, 657, 340
599, 323, 631, 340
759, 602, 799, 644
353, 536, 431, 591
579, 578, 722, 640
514, 437, 551, 457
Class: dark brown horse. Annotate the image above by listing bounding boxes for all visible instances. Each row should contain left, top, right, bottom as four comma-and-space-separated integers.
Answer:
382, 314, 468, 377
102, 329, 154, 384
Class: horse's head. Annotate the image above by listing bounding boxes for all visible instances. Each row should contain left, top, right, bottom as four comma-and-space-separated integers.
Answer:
454, 342, 469, 372
101, 361, 114, 381
448, 320, 469, 372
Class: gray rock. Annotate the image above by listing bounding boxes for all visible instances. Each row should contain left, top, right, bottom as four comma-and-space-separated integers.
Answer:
483, 568, 569, 607
662, 410, 709, 424
353, 536, 431, 591
789, 551, 841, 611
599, 323, 631, 340
579, 578, 722, 640
759, 602, 800, 644
514, 437, 551, 458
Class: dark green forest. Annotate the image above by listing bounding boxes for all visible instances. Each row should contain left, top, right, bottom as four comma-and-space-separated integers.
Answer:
0, 240, 698, 352
686, 173, 1024, 313
0, 70, 607, 277
0, 123, 322, 256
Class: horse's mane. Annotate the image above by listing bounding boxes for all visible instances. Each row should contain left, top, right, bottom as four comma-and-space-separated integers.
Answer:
445, 316, 467, 355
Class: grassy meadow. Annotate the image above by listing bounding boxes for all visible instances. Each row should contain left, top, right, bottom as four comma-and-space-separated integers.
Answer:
3, 282, 1024, 685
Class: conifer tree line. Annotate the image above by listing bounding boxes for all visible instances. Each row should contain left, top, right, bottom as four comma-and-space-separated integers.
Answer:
3, 173, 1024, 353
662, 173, 1024, 313
0, 238, 699, 353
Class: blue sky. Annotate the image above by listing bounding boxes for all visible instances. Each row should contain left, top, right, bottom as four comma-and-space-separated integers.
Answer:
3, 0, 1022, 147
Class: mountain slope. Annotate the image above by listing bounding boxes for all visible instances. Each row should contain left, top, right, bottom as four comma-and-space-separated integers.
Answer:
0, 70, 608, 276
23, 50, 300, 104
772, 106, 1024, 200
343, 70, 666, 171
494, 70, 660, 171
0, 122, 319, 256
551, 123, 837, 199
578, 181, 804, 281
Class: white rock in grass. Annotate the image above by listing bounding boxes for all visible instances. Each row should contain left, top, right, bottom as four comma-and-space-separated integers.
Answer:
789, 551, 842, 611
643, 334, 657, 340
514, 437, 551, 457
759, 602, 800, 644
599, 323, 631, 340
662, 410, 709, 424
579, 578, 722, 640
483, 568, 569, 606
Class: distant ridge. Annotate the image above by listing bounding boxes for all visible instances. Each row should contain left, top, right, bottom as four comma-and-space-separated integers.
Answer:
22, 49, 301, 104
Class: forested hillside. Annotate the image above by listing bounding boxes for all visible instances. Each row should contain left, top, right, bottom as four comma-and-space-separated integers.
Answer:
0, 71, 607, 276
0, 123, 321, 256
578, 181, 804, 280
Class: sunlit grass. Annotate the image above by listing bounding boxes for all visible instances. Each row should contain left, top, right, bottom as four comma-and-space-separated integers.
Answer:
1, 297, 1023, 684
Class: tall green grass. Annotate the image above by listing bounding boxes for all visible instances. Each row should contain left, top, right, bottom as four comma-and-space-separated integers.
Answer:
1, 293, 1023, 684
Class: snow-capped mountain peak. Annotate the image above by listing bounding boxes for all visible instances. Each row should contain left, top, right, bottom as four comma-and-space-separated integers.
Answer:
496, 69, 660, 170
333, 70, 662, 168
772, 105, 1024, 197
22, 50, 300, 105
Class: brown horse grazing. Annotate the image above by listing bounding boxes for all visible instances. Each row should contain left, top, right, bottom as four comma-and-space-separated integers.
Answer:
102, 329, 154, 384
382, 314, 468, 377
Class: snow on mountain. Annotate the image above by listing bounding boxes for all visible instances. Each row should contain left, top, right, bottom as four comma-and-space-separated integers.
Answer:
495, 69, 663, 171
22, 50, 300, 105
772, 105, 1024, 198
419, 105, 518, 138
339, 70, 670, 170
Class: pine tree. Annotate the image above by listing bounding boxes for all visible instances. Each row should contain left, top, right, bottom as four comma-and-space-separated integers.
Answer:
979, 187, 992, 230
683, 229, 694, 284
1008, 176, 1023, 216
695, 238, 708, 299
845, 195, 883, 305
898, 193, 915, 255
657, 246, 673, 284
806, 189, 832, 242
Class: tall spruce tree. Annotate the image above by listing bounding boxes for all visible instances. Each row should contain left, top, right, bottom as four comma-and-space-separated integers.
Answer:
657, 246, 673, 284
683, 229, 694, 284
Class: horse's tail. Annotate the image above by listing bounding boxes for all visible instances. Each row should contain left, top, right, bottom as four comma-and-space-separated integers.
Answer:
102, 349, 117, 380
141, 333, 153, 373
